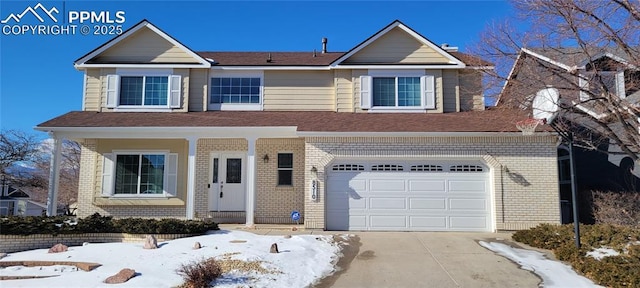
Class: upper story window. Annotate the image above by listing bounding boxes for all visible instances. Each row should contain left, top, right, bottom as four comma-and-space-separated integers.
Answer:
105, 69, 181, 110
211, 78, 261, 104
579, 71, 625, 101
360, 70, 435, 111
209, 71, 263, 111
120, 76, 169, 106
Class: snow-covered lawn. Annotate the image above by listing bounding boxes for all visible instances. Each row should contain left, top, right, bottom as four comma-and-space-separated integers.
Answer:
0, 230, 343, 287
480, 241, 602, 288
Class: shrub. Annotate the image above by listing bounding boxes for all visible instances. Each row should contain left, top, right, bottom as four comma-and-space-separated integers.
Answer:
176, 258, 221, 288
592, 190, 640, 228
513, 224, 640, 287
0, 213, 218, 235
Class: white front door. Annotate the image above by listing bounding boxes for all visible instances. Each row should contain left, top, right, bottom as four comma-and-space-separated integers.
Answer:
209, 153, 246, 211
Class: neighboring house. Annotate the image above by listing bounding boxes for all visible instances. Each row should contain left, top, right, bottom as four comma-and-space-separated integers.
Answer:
36, 19, 560, 231
500, 47, 640, 222
0, 184, 46, 216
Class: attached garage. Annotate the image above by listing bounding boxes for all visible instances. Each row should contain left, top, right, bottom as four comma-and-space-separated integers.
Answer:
326, 161, 492, 231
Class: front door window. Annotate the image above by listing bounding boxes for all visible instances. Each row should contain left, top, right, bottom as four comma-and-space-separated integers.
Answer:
226, 158, 242, 184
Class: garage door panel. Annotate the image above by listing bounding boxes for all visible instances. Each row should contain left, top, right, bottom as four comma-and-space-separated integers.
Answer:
450, 216, 488, 229
409, 180, 446, 192
449, 199, 487, 210
327, 161, 491, 232
370, 215, 406, 228
410, 198, 446, 209
369, 179, 406, 192
410, 216, 447, 228
449, 180, 486, 193
370, 197, 406, 209
349, 197, 367, 209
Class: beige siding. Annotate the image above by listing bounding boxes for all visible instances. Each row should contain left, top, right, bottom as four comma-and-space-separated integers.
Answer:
460, 70, 485, 111
91, 27, 198, 63
76, 139, 188, 218
443, 70, 459, 112
189, 69, 208, 112
304, 136, 560, 230
263, 71, 334, 111
344, 27, 450, 64
335, 70, 353, 112
84, 69, 102, 111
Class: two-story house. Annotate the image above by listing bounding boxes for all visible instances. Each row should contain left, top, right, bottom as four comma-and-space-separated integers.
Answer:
36, 20, 560, 231
500, 47, 640, 222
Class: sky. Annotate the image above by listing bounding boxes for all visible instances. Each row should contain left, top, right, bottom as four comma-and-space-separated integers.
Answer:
0, 0, 515, 139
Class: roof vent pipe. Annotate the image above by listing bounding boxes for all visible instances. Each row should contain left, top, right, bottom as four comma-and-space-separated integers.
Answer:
322, 37, 328, 54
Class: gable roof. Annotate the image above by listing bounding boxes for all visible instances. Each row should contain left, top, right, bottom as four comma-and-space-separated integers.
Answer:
331, 20, 466, 67
522, 47, 637, 71
74, 19, 211, 68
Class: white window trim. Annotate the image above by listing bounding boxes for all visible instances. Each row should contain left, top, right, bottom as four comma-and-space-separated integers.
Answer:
209, 70, 264, 111
104, 150, 175, 199
108, 68, 180, 111
277, 152, 294, 186
361, 70, 436, 112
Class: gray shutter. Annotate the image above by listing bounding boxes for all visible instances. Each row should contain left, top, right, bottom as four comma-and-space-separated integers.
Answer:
360, 75, 372, 109
105, 75, 119, 108
169, 75, 181, 108
421, 75, 435, 109
101, 153, 114, 196
165, 153, 178, 197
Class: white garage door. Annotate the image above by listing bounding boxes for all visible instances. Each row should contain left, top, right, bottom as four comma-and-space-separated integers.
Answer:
326, 161, 491, 231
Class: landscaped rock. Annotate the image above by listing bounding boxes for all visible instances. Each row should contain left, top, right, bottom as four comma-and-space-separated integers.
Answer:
283, 235, 292, 239
270, 243, 279, 253
143, 235, 157, 249
193, 242, 201, 249
48, 243, 68, 253
104, 268, 136, 284
0, 253, 7, 259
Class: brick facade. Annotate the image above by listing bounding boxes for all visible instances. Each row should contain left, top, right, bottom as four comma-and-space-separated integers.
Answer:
304, 135, 560, 230
77, 135, 559, 231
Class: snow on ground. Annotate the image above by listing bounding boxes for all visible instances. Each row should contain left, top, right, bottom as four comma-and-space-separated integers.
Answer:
479, 241, 602, 288
0, 230, 342, 288
586, 247, 620, 260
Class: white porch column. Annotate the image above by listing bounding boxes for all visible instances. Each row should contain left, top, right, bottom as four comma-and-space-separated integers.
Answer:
186, 137, 197, 219
245, 137, 257, 227
46, 133, 62, 216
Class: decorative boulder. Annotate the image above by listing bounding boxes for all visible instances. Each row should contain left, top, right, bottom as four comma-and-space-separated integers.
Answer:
48, 243, 68, 253
0, 253, 7, 259
193, 242, 201, 250
270, 243, 279, 253
104, 268, 136, 284
283, 235, 292, 239
143, 235, 158, 249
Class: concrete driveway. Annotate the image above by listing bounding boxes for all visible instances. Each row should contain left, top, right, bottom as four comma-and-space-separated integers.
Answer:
316, 232, 540, 288
219, 225, 541, 287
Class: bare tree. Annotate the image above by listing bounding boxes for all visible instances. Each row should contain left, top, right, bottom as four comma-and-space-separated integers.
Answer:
30, 140, 81, 214
0, 130, 42, 187
469, 0, 640, 161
